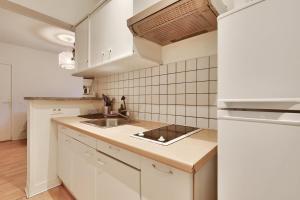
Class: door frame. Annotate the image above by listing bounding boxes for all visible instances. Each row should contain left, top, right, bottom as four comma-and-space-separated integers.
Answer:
0, 62, 13, 141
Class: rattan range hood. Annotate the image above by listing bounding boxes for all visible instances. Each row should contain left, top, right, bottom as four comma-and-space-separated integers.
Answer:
127, 0, 220, 46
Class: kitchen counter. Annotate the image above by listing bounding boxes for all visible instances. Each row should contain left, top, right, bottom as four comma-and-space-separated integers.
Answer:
24, 97, 102, 100
52, 116, 217, 173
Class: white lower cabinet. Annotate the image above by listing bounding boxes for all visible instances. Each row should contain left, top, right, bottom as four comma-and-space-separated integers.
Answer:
141, 158, 193, 200
94, 151, 141, 200
70, 139, 96, 200
58, 133, 73, 189
58, 126, 215, 200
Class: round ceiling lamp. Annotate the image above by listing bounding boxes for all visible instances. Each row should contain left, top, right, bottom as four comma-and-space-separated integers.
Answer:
57, 34, 75, 44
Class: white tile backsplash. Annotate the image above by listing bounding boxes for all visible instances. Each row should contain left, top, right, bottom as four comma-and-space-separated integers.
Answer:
97, 55, 217, 129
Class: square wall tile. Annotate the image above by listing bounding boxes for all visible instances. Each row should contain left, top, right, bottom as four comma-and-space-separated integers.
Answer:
186, 82, 196, 94
168, 105, 176, 115
160, 115, 167, 123
176, 83, 185, 94
197, 118, 208, 128
197, 57, 209, 69
167, 115, 176, 124
168, 63, 176, 74
146, 104, 152, 113
168, 73, 176, 84
209, 106, 217, 119
186, 94, 197, 105
146, 68, 152, 77
139, 104, 146, 112
177, 61, 186, 72
210, 55, 218, 68
160, 75, 168, 85
140, 95, 146, 103
160, 105, 167, 114
197, 94, 209, 105
209, 81, 217, 94
197, 106, 209, 118
176, 116, 186, 126
186, 71, 196, 82
210, 68, 217, 81
168, 84, 176, 94
186, 106, 197, 117
152, 86, 159, 94
176, 105, 185, 116
186, 117, 197, 127
160, 65, 168, 75
209, 119, 218, 130
152, 66, 160, 76
209, 94, 217, 106
152, 105, 160, 114
152, 95, 159, 104
176, 94, 185, 105
146, 77, 152, 86
197, 69, 209, 81
152, 76, 160, 85
139, 113, 145, 120
160, 95, 168, 104
168, 95, 176, 104
160, 85, 168, 94
186, 58, 197, 71
197, 82, 209, 93
145, 113, 152, 121
139, 69, 146, 78
176, 72, 185, 83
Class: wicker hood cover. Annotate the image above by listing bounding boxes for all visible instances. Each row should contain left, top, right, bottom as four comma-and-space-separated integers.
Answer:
127, 0, 219, 46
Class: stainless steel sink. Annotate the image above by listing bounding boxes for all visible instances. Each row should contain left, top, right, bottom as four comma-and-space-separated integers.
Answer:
81, 118, 132, 128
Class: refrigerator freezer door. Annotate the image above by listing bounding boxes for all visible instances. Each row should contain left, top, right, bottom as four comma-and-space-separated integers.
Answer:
218, 110, 300, 200
218, 0, 300, 101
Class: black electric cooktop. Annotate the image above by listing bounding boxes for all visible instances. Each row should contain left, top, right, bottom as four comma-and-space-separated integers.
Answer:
132, 124, 201, 146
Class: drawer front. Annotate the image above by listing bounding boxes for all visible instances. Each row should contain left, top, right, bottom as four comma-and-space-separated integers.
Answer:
58, 125, 96, 148
96, 140, 140, 169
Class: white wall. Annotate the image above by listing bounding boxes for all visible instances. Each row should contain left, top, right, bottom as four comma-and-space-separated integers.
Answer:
0, 42, 83, 140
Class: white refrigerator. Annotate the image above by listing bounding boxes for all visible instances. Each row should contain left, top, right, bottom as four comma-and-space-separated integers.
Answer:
218, 0, 300, 200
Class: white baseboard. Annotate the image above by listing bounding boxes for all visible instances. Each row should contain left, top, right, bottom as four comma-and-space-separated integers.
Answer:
26, 178, 62, 198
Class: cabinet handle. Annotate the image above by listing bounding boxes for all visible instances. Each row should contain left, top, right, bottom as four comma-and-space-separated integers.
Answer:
152, 164, 173, 175
97, 158, 105, 166
108, 145, 120, 152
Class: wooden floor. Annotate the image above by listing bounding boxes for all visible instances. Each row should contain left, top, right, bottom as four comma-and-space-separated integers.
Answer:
0, 140, 74, 200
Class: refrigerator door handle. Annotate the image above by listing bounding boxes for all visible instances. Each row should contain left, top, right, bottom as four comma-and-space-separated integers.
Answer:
219, 115, 300, 126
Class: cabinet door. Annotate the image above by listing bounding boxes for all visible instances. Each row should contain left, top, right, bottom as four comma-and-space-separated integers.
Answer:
75, 18, 89, 70
57, 133, 73, 188
95, 151, 140, 200
90, 0, 133, 66
141, 159, 193, 200
70, 139, 95, 200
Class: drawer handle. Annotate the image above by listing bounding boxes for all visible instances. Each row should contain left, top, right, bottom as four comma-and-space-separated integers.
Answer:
97, 158, 105, 166
108, 145, 120, 152
152, 164, 173, 175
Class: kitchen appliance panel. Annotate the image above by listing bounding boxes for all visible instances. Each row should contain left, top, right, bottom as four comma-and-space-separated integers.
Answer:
218, 0, 300, 101
218, 110, 300, 200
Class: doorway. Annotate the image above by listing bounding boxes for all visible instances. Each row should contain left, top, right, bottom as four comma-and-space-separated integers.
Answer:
0, 63, 12, 141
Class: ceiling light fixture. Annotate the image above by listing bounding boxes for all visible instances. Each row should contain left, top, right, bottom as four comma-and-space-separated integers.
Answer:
57, 34, 75, 44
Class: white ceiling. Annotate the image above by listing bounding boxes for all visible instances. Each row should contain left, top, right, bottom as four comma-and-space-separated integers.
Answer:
0, 8, 74, 53
8, 0, 102, 25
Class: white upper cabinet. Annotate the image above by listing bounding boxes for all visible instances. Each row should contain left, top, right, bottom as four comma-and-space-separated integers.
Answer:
75, 18, 90, 70
90, 0, 133, 67
73, 0, 162, 77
